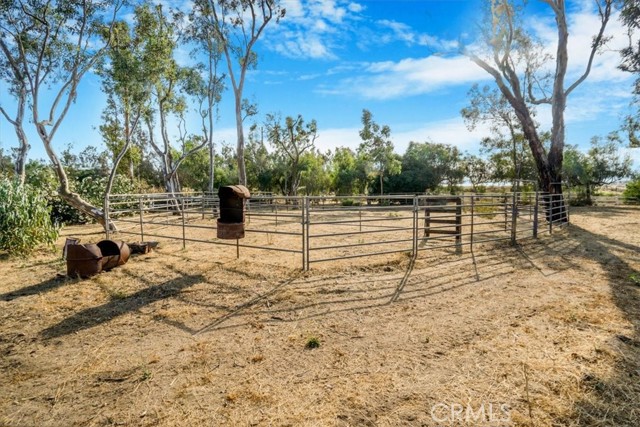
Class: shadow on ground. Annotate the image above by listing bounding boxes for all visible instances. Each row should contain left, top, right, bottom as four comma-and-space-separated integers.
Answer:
40, 270, 205, 339
1, 276, 70, 301
520, 221, 640, 426
562, 224, 639, 426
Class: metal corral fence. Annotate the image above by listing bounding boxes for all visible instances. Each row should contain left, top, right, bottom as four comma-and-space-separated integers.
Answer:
106, 191, 570, 270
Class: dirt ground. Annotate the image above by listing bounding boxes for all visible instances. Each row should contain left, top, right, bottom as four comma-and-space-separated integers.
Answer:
1, 206, 639, 426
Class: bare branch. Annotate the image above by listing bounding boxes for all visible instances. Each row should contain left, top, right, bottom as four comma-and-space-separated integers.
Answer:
565, 0, 613, 96
0, 106, 18, 126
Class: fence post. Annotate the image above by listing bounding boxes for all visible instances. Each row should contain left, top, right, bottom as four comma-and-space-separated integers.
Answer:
181, 197, 186, 249
104, 196, 110, 240
201, 193, 205, 220
511, 191, 517, 245
533, 191, 538, 239
455, 197, 462, 254
566, 185, 571, 224
549, 193, 553, 235
306, 197, 311, 271
504, 195, 508, 231
470, 196, 475, 251
139, 197, 145, 243
301, 197, 306, 271
411, 196, 420, 258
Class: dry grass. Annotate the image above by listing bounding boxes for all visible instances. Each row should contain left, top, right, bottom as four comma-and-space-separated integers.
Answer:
0, 207, 639, 426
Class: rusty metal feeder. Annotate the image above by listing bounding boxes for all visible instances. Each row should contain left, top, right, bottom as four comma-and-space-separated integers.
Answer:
217, 185, 250, 258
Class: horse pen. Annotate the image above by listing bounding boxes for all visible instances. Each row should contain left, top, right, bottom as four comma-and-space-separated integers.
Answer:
1, 192, 639, 426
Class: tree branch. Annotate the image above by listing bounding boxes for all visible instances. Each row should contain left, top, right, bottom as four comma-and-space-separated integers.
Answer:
565, 0, 612, 96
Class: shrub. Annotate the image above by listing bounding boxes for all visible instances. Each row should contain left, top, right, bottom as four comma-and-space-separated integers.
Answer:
44, 174, 135, 225
341, 198, 359, 207
0, 177, 59, 256
623, 177, 640, 205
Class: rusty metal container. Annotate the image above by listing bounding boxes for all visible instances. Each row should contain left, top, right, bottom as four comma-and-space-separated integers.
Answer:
97, 240, 130, 271
217, 185, 250, 239
66, 243, 102, 278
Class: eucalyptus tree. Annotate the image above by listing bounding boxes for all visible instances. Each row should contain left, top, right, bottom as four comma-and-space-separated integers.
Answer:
387, 142, 462, 194
98, 19, 149, 221
205, 0, 285, 186
461, 153, 492, 193
0, 0, 124, 228
461, 84, 530, 188
186, 0, 226, 193
134, 3, 207, 198
331, 147, 370, 195
0, 56, 28, 184
358, 109, 401, 196
619, 0, 640, 146
299, 149, 332, 196
465, 0, 614, 220
245, 124, 275, 191
266, 113, 317, 197
563, 136, 632, 204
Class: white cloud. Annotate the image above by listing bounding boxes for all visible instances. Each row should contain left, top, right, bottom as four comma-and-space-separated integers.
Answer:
314, 127, 361, 152
393, 118, 492, 154
348, 2, 364, 13
283, 0, 305, 19
319, 1, 634, 113
309, 0, 346, 24
373, 19, 459, 51
267, 0, 365, 59
317, 55, 490, 99
529, 4, 630, 85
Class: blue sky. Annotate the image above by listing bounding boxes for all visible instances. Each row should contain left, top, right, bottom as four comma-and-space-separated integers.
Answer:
1, 0, 638, 169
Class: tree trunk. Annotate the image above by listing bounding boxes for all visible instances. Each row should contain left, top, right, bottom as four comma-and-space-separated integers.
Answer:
35, 124, 114, 229
13, 126, 28, 185
103, 134, 132, 232
234, 89, 247, 186
4, 85, 29, 185
208, 139, 215, 194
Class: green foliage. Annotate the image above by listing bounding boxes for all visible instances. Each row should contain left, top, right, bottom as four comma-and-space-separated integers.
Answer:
299, 150, 331, 196
462, 153, 492, 192
24, 160, 135, 225
619, 0, 640, 148
340, 198, 361, 207
331, 147, 369, 195
267, 114, 318, 196
176, 139, 210, 191
358, 109, 401, 195
0, 177, 59, 256
564, 137, 633, 204
623, 176, 640, 204
305, 336, 321, 349
386, 141, 463, 194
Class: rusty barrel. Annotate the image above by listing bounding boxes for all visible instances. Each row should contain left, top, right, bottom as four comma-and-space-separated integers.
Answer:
97, 240, 130, 271
66, 243, 102, 278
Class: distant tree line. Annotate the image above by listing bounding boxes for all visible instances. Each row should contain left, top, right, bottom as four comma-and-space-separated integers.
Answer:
0, 0, 639, 245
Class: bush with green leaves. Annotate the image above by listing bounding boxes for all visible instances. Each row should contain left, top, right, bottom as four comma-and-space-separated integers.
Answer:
623, 176, 640, 205
24, 163, 136, 225
0, 177, 60, 255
